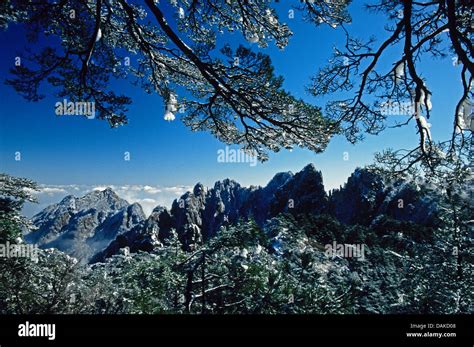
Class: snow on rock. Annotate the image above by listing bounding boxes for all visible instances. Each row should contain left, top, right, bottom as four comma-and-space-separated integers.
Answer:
28, 188, 145, 263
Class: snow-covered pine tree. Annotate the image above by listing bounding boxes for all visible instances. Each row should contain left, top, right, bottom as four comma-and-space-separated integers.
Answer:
0, 0, 349, 161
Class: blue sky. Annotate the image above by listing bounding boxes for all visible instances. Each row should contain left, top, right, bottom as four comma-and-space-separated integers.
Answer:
0, 1, 463, 215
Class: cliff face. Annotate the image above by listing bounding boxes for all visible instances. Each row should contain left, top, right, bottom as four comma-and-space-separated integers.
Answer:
26, 188, 146, 262
328, 168, 439, 226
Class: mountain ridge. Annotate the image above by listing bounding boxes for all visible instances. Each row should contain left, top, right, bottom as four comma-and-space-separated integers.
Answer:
28, 164, 440, 263
26, 188, 146, 262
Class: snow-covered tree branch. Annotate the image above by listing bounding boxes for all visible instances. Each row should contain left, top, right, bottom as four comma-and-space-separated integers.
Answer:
2, 0, 336, 161
309, 0, 473, 173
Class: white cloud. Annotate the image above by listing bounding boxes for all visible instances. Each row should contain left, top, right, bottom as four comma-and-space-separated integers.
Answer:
163, 186, 191, 194
92, 185, 115, 191
38, 187, 68, 195
143, 185, 162, 194
139, 198, 157, 203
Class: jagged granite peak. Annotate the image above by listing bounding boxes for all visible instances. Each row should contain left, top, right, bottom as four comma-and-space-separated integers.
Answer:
328, 168, 386, 225
328, 168, 439, 226
94, 165, 328, 259
270, 163, 327, 216
151, 205, 167, 214
264, 171, 293, 192
376, 179, 439, 226
27, 188, 145, 262
38, 164, 440, 264
193, 182, 206, 197
91, 205, 172, 264
202, 179, 251, 240
145, 206, 173, 239
71, 187, 129, 212
169, 186, 208, 247
124, 203, 147, 226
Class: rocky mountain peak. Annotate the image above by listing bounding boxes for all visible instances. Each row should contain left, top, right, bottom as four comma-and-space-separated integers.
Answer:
77, 188, 128, 211
193, 183, 205, 197
29, 164, 440, 264
27, 188, 145, 262
265, 171, 293, 192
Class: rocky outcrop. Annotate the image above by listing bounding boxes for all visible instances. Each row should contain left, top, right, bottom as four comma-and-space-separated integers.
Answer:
94, 164, 328, 259
29, 165, 440, 264
26, 188, 146, 262
328, 168, 439, 226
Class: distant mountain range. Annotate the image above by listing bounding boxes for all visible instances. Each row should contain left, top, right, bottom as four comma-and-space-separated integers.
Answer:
25, 164, 439, 263
25, 188, 145, 262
